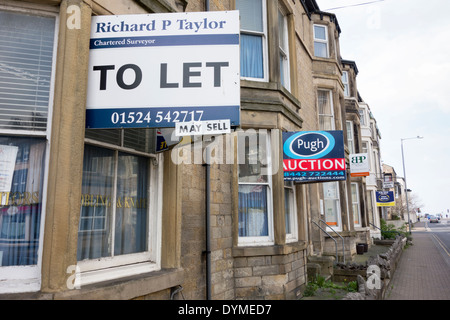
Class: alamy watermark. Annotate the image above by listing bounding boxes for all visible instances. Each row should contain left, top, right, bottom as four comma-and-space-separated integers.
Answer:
169, 128, 281, 175
66, 5, 81, 30
366, 264, 381, 290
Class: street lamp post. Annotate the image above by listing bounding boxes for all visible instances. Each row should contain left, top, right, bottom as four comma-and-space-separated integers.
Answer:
401, 136, 423, 233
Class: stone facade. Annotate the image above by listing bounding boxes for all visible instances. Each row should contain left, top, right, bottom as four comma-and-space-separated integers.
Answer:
0, 0, 382, 300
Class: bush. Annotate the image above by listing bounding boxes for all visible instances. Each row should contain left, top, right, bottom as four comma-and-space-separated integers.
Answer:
303, 275, 358, 297
380, 219, 408, 239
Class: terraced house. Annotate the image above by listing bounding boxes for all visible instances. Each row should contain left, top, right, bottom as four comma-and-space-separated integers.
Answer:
0, 0, 381, 300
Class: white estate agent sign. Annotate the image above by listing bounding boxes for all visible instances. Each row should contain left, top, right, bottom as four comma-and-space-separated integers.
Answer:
85, 11, 240, 129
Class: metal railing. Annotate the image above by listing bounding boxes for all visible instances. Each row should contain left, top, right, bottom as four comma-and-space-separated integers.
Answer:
312, 220, 339, 264
318, 219, 345, 264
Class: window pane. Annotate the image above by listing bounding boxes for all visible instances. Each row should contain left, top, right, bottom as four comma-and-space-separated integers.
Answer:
0, 11, 55, 131
278, 10, 287, 50
352, 184, 360, 225
236, 0, 263, 32
114, 153, 149, 255
85, 129, 122, 146
77, 145, 115, 260
314, 25, 326, 40
238, 185, 268, 237
238, 131, 268, 183
240, 34, 264, 79
318, 91, 331, 115
323, 182, 339, 227
284, 188, 292, 234
342, 71, 348, 83
0, 136, 46, 266
318, 91, 334, 130
319, 116, 334, 131
314, 42, 328, 58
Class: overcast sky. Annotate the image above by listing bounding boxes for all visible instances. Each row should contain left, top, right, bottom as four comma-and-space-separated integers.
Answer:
317, 0, 450, 215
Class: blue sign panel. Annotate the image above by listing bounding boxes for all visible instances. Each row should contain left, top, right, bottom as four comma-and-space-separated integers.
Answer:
376, 191, 395, 207
283, 131, 346, 182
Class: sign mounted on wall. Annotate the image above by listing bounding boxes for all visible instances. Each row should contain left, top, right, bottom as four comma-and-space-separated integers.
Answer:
85, 11, 240, 129
349, 153, 369, 177
282, 131, 346, 182
376, 191, 395, 207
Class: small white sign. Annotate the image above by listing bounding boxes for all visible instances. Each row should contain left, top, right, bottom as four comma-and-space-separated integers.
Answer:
175, 119, 231, 136
0, 145, 18, 193
350, 153, 369, 177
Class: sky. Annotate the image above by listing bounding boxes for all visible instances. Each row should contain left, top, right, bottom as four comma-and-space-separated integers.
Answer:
317, 0, 450, 215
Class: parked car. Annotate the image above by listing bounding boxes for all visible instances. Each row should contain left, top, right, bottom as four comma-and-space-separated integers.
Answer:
429, 215, 439, 223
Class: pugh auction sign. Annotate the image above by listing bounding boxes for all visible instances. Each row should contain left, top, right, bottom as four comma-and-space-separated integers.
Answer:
85, 11, 240, 129
283, 131, 346, 182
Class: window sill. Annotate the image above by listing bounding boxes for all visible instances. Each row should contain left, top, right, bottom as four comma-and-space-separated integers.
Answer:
0, 268, 184, 300
232, 241, 307, 257
55, 268, 184, 300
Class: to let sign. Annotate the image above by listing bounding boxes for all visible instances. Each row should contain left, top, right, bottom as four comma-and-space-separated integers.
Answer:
85, 11, 240, 129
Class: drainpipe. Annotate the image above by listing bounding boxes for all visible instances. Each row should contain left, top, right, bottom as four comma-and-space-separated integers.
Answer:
205, 0, 211, 301
205, 148, 211, 300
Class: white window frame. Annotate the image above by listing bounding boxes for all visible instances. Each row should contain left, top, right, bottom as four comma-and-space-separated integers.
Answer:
237, 0, 269, 82
313, 24, 329, 58
359, 109, 366, 126
342, 71, 349, 97
278, 7, 290, 91
352, 183, 362, 227
323, 181, 342, 232
0, 4, 59, 294
76, 139, 163, 286
284, 181, 298, 243
346, 120, 355, 154
237, 130, 274, 246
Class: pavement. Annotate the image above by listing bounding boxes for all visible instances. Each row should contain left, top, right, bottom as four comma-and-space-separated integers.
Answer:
384, 219, 450, 300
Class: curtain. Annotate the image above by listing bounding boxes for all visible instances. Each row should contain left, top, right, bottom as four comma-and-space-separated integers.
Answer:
77, 146, 149, 261
238, 185, 268, 237
0, 136, 46, 266
114, 152, 148, 255
77, 145, 115, 260
318, 90, 334, 130
240, 34, 264, 79
285, 188, 292, 234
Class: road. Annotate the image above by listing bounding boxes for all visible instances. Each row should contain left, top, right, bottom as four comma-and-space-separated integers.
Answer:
422, 218, 450, 267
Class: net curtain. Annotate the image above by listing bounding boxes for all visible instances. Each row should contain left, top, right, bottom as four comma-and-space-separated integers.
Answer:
0, 137, 46, 266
